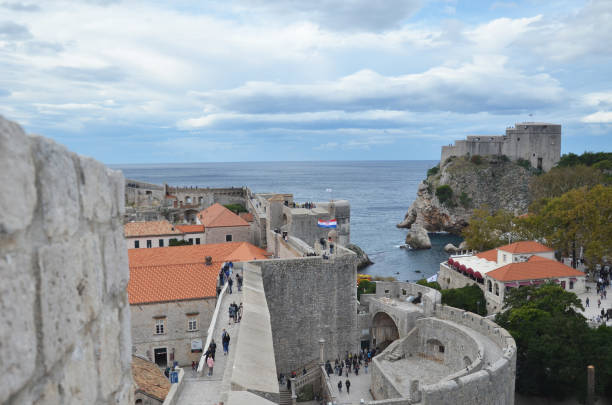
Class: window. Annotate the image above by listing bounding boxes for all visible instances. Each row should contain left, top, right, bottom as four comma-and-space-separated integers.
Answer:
195, 238, 201, 245
134, 240, 139, 249
226, 234, 232, 242
439, 345, 445, 353
569, 280, 574, 289
159, 239, 164, 247
487, 280, 492, 293
146, 240, 152, 248
495, 284, 500, 296
189, 238, 193, 244
503, 254, 507, 262
155, 319, 165, 334
188, 317, 197, 331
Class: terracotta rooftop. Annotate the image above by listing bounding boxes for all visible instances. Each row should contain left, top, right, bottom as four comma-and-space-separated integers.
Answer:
127, 242, 270, 304
175, 224, 205, 234
198, 203, 250, 228
128, 263, 219, 304
124, 220, 183, 237
128, 242, 268, 267
132, 355, 170, 401
486, 256, 584, 282
497, 241, 553, 254
475, 248, 498, 262
239, 212, 254, 222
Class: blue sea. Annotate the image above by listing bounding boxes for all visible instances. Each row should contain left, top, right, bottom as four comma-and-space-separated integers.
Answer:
113, 160, 461, 282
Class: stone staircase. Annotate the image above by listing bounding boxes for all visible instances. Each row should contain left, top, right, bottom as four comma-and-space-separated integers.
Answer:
279, 389, 292, 405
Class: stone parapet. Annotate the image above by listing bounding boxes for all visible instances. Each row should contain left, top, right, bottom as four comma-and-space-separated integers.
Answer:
0, 117, 132, 404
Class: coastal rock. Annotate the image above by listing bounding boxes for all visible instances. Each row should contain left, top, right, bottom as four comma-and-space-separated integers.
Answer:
405, 226, 431, 249
346, 243, 373, 270
444, 243, 458, 253
399, 156, 533, 235
458, 241, 468, 250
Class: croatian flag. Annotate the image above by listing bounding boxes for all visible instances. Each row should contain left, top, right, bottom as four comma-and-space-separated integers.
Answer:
318, 219, 337, 228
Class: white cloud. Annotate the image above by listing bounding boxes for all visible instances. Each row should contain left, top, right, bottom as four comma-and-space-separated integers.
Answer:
583, 92, 612, 108
466, 15, 541, 51
582, 111, 612, 123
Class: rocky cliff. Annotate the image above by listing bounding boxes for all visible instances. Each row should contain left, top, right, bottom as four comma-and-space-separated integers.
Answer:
398, 155, 534, 238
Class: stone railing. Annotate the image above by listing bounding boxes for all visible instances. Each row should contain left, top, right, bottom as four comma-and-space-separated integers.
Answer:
197, 282, 228, 375
319, 365, 337, 404
161, 367, 185, 405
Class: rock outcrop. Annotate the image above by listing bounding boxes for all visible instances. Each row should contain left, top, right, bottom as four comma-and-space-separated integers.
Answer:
398, 155, 534, 234
346, 243, 373, 270
405, 225, 432, 249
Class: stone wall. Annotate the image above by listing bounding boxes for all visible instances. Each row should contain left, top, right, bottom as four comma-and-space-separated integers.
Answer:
0, 117, 132, 404
130, 298, 216, 367
205, 225, 251, 244
256, 249, 359, 374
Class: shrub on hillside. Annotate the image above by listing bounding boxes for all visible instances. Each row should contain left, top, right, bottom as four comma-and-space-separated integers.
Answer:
417, 279, 441, 291
223, 203, 247, 213
357, 279, 376, 299
435, 185, 454, 205
516, 158, 532, 169
470, 155, 483, 165
459, 192, 472, 208
427, 165, 440, 177
441, 284, 487, 316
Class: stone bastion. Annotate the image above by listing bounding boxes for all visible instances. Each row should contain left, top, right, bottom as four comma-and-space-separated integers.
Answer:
361, 282, 516, 405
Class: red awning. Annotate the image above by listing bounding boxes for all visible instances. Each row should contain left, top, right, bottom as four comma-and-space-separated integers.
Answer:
448, 258, 454, 265
460, 264, 467, 272
532, 280, 545, 285
553, 279, 560, 283
570, 278, 577, 282
474, 271, 483, 280
519, 281, 531, 286
505, 282, 517, 288
467, 268, 474, 276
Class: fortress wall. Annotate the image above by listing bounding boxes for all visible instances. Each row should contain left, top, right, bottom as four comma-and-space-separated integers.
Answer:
371, 281, 441, 316
256, 253, 359, 374
125, 180, 165, 207
0, 117, 132, 404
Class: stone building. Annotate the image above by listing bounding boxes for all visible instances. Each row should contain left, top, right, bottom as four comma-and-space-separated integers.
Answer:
124, 219, 186, 249
197, 203, 251, 244
441, 122, 561, 171
128, 242, 270, 367
132, 355, 171, 405
438, 241, 586, 313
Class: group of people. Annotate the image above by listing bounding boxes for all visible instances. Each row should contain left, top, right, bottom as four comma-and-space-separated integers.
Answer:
325, 348, 376, 380
203, 339, 217, 376
217, 262, 243, 297
229, 302, 243, 324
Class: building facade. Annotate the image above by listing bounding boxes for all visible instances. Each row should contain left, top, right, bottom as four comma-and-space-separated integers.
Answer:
438, 241, 586, 313
441, 122, 561, 171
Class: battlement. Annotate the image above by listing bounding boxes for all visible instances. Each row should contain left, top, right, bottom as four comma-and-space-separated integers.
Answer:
441, 122, 561, 171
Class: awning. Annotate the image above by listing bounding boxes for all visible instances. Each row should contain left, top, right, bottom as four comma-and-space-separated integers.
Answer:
460, 264, 467, 272
553, 279, 560, 283
532, 280, 545, 285
505, 282, 517, 288
448, 258, 454, 265
519, 281, 531, 286
570, 278, 577, 282
467, 268, 474, 276
474, 271, 483, 280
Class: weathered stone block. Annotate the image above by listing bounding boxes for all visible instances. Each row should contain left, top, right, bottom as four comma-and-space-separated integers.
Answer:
96, 308, 122, 399
39, 243, 91, 369
59, 335, 99, 404
0, 252, 37, 403
107, 167, 126, 216
31, 135, 80, 239
103, 226, 129, 295
77, 156, 113, 223
0, 117, 37, 234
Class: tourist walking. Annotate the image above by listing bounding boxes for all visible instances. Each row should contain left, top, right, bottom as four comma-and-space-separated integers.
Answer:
586, 297, 590, 307
237, 273, 243, 291
222, 329, 231, 355
207, 356, 214, 376
337, 380, 342, 392
228, 276, 233, 294
346, 379, 351, 394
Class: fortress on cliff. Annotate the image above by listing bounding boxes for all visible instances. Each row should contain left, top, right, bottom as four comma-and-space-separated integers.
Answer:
441, 122, 561, 171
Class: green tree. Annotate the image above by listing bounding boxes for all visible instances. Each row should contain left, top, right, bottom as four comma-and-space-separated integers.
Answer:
529, 165, 604, 201
441, 284, 486, 316
526, 185, 612, 265
495, 284, 593, 400
416, 279, 441, 291
461, 207, 522, 251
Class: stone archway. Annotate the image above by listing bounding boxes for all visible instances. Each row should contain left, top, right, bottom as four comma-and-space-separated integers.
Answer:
372, 312, 400, 351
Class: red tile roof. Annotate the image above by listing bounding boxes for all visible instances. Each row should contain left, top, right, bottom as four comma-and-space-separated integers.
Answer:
124, 220, 182, 237
497, 241, 553, 254
127, 242, 270, 304
475, 248, 498, 262
486, 256, 584, 282
198, 203, 250, 228
132, 356, 171, 401
239, 212, 254, 222
175, 224, 205, 234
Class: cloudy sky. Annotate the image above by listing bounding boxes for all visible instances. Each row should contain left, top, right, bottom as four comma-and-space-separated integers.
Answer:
1, 0, 611, 163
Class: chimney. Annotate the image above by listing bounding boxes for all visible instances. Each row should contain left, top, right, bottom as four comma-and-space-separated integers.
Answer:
205, 256, 212, 266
